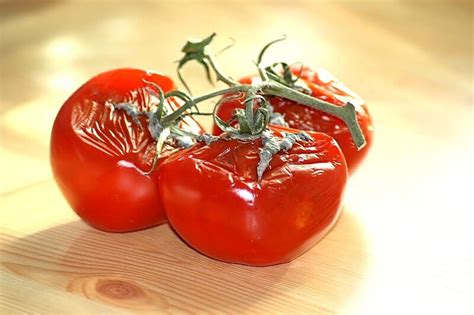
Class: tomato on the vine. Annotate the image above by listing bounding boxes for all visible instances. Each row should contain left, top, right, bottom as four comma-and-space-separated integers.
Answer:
50, 68, 203, 232
159, 125, 347, 266
212, 66, 373, 174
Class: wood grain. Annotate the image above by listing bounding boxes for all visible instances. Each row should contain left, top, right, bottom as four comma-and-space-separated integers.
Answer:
1, 0, 473, 314
1, 182, 368, 314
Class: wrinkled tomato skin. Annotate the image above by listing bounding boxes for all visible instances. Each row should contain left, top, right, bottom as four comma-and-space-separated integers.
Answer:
212, 67, 373, 175
51, 68, 202, 232
159, 126, 347, 266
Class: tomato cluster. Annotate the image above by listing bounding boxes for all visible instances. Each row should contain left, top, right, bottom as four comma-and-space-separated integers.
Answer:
51, 39, 372, 266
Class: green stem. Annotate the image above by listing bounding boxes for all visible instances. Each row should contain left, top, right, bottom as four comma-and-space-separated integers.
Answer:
256, 36, 285, 82
181, 112, 214, 117
169, 34, 366, 149
261, 81, 366, 149
160, 80, 365, 149
204, 54, 239, 86
257, 64, 269, 81
194, 85, 248, 103
161, 86, 249, 126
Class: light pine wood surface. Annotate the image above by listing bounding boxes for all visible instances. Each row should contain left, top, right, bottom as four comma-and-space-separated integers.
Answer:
1, 1, 473, 314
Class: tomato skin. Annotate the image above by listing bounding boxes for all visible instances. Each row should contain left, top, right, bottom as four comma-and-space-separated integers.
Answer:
51, 68, 202, 232
212, 66, 373, 175
159, 126, 347, 266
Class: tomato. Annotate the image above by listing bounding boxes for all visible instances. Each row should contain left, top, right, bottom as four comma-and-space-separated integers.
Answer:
159, 125, 347, 266
50, 68, 203, 232
212, 66, 373, 174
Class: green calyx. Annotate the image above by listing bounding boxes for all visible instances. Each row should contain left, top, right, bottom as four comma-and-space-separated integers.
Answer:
257, 130, 313, 181
213, 93, 271, 140
256, 36, 310, 93
112, 82, 206, 172
177, 33, 238, 94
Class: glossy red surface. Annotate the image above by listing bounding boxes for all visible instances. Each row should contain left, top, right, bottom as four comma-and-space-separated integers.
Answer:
159, 126, 348, 266
212, 66, 373, 174
50, 68, 202, 232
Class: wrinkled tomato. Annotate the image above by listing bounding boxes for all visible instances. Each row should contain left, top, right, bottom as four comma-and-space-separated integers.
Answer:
51, 68, 203, 232
159, 125, 347, 266
212, 66, 373, 174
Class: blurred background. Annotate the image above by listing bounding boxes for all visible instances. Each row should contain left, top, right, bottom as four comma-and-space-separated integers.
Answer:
1, 0, 473, 314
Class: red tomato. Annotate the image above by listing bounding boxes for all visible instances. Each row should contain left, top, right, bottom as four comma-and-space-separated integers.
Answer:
212, 66, 373, 174
159, 125, 347, 266
50, 68, 203, 232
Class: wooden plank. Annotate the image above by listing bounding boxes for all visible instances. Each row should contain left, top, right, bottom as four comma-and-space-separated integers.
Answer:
0, 270, 126, 314
1, 192, 369, 314
1, 0, 473, 314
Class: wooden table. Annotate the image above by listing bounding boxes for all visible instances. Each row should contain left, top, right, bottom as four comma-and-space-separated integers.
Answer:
1, 1, 473, 314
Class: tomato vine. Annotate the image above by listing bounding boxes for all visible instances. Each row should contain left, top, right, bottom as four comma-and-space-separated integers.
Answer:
114, 34, 367, 179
